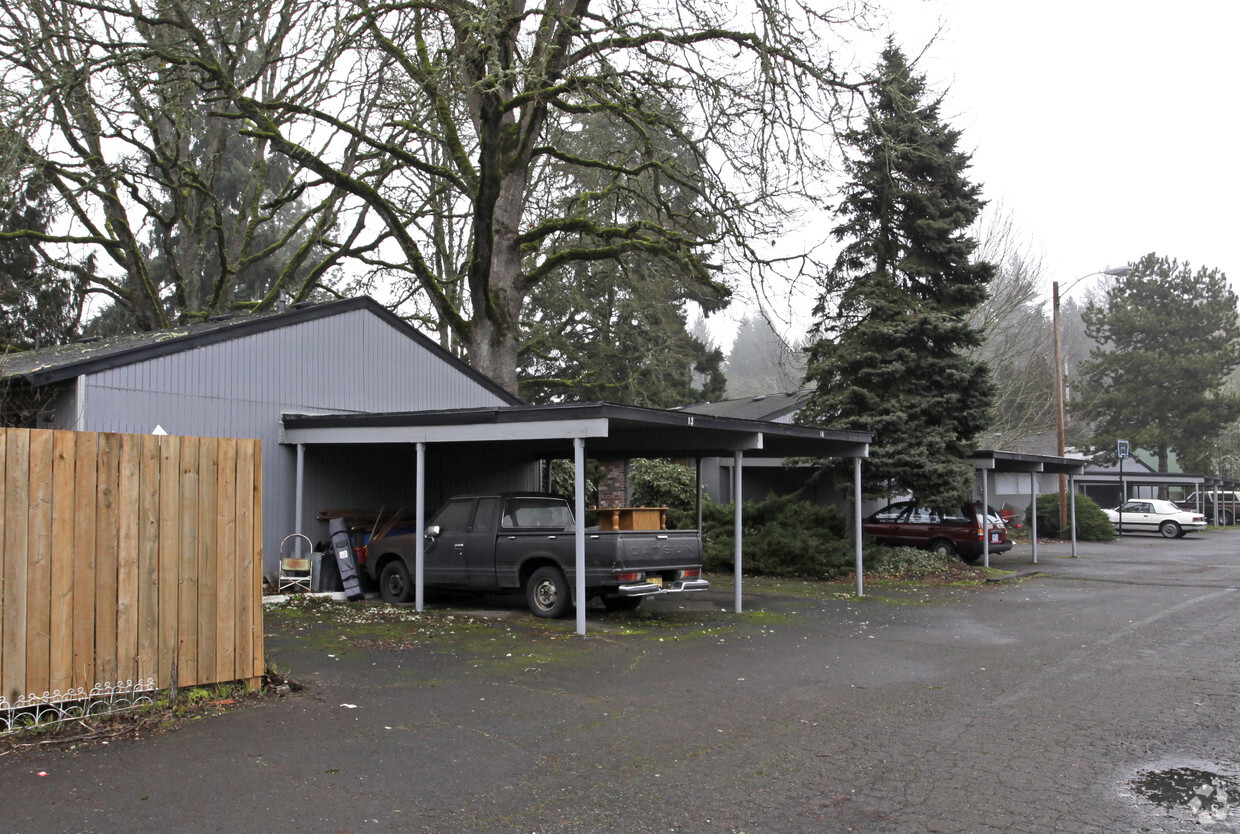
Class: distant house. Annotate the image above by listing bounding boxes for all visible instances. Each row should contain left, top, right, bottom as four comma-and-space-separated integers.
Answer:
0, 297, 532, 577
1074, 456, 1214, 508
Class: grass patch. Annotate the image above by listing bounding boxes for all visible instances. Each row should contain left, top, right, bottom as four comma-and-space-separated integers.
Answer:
265, 595, 495, 653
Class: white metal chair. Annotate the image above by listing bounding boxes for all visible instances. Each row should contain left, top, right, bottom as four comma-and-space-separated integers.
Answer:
277, 533, 314, 594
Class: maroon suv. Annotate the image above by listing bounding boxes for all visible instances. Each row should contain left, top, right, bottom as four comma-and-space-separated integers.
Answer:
863, 501, 1012, 564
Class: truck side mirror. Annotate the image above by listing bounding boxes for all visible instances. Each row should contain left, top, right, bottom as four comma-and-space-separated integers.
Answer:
425, 524, 440, 540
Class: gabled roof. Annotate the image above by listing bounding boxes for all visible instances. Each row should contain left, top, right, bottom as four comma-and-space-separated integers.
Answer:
679, 390, 811, 422
0, 296, 519, 404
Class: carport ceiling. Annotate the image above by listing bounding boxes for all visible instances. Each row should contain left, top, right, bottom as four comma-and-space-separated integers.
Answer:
281, 402, 871, 460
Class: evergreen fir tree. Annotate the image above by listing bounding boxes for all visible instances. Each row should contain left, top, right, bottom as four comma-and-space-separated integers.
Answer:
0, 180, 82, 350
517, 105, 729, 407
724, 315, 806, 399
1076, 252, 1240, 474
800, 44, 995, 509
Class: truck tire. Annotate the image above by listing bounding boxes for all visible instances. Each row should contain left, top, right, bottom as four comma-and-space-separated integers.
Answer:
526, 566, 571, 618
601, 595, 643, 613
1159, 520, 1181, 539
379, 560, 413, 604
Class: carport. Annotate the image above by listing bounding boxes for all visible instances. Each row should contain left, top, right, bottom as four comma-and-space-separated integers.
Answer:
281, 402, 871, 634
969, 450, 1088, 565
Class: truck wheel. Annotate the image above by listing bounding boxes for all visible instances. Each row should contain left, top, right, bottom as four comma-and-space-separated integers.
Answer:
526, 566, 571, 618
379, 560, 413, 604
601, 595, 643, 613
1159, 520, 1181, 539
1222, 511, 1235, 526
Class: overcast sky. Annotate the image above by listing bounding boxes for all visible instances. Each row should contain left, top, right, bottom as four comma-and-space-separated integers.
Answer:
883, 0, 1238, 300
714, 1, 1238, 349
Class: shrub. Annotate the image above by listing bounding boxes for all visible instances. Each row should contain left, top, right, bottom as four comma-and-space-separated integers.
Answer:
687, 496, 974, 580
548, 458, 599, 506
689, 493, 853, 579
864, 545, 962, 578
1027, 492, 1115, 541
629, 458, 698, 512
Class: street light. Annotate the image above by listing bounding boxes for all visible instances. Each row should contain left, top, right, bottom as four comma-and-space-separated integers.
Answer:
1053, 265, 1133, 532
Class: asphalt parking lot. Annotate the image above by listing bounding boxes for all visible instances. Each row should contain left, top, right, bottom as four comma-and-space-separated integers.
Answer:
3, 529, 1240, 833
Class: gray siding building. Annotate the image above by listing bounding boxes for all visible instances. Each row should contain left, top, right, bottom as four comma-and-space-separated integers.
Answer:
0, 297, 532, 577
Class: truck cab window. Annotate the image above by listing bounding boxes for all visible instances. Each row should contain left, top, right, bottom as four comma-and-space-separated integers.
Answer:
473, 498, 499, 533
503, 498, 574, 530
432, 499, 475, 533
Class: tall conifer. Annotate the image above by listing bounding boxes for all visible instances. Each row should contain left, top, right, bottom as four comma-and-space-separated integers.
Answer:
801, 44, 994, 508
1077, 253, 1240, 474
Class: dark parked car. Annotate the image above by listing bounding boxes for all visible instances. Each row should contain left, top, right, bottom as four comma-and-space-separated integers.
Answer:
863, 501, 1012, 564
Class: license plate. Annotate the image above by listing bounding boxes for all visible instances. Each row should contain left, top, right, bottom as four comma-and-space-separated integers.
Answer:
991, 533, 1000, 543
649, 576, 663, 588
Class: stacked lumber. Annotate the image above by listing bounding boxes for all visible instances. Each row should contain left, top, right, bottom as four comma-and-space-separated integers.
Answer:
316, 508, 415, 540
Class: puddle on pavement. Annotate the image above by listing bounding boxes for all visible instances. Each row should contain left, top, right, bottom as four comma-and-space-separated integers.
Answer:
1131, 767, 1237, 823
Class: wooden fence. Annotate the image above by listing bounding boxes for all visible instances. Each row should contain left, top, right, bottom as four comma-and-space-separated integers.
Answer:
0, 429, 264, 710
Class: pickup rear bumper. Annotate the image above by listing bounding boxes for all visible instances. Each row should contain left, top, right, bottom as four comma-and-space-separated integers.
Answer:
615, 578, 711, 597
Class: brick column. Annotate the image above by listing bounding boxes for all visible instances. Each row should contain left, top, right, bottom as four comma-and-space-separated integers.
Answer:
597, 459, 629, 507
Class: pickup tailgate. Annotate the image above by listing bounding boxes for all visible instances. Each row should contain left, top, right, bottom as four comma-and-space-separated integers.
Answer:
593, 529, 708, 597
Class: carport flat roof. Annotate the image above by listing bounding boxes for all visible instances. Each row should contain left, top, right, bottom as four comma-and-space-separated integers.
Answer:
968, 449, 1087, 475
281, 401, 871, 459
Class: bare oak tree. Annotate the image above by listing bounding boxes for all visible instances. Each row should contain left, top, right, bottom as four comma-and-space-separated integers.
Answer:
0, 0, 363, 330
45, 0, 873, 391
965, 208, 1055, 451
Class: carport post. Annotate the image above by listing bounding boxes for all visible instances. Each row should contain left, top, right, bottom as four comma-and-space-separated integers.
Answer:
1214, 482, 1221, 528
734, 450, 744, 614
1030, 472, 1039, 564
415, 442, 425, 612
295, 444, 305, 556
1069, 473, 1079, 558
695, 457, 703, 532
574, 437, 587, 636
981, 467, 990, 568
853, 456, 864, 597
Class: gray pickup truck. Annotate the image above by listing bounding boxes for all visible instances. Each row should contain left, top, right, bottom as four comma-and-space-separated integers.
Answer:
361, 493, 708, 617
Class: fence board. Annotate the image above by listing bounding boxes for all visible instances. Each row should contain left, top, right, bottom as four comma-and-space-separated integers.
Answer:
157, 437, 180, 689
137, 435, 160, 685
177, 436, 199, 687
250, 445, 264, 682
71, 433, 97, 690
94, 434, 120, 686
0, 429, 261, 708
25, 430, 52, 699
116, 435, 141, 687
49, 431, 76, 695
0, 432, 5, 697
234, 441, 255, 681
3, 429, 30, 705
197, 438, 218, 685
215, 439, 237, 682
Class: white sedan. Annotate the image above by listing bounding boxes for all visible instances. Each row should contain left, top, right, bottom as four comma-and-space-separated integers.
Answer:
1103, 499, 1208, 538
